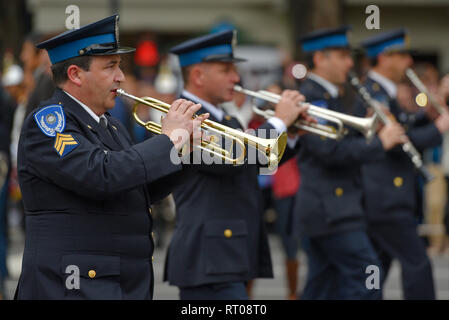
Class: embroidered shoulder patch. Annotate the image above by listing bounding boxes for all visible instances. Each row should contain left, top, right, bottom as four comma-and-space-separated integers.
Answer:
34, 105, 66, 137
54, 132, 78, 158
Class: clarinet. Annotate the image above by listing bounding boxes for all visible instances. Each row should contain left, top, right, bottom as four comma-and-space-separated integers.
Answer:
348, 72, 434, 183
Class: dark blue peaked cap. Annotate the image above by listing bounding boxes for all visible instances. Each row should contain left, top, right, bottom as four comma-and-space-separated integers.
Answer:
300, 25, 352, 52
361, 28, 410, 58
170, 30, 246, 67
37, 14, 135, 64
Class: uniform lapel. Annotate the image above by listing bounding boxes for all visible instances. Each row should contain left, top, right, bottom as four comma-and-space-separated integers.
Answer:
56, 89, 122, 150
105, 115, 130, 148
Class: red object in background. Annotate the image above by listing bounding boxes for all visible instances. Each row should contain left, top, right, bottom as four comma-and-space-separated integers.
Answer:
134, 40, 160, 67
272, 157, 300, 199
248, 118, 264, 130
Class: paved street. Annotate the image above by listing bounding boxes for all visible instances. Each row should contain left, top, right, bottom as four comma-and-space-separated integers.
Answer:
4, 226, 449, 300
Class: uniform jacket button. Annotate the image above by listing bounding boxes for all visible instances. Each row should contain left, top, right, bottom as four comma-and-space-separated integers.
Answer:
393, 177, 403, 187
88, 270, 96, 279
148, 208, 153, 215
224, 229, 232, 238
335, 187, 344, 197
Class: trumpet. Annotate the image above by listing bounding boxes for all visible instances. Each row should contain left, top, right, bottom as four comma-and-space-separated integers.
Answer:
405, 68, 447, 115
116, 89, 287, 170
348, 72, 434, 183
233, 85, 378, 140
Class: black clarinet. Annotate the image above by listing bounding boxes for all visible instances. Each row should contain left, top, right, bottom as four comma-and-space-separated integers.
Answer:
348, 72, 434, 183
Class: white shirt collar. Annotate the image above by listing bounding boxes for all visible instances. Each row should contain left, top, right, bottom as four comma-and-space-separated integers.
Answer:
182, 90, 224, 121
307, 73, 339, 98
63, 90, 107, 124
368, 70, 397, 99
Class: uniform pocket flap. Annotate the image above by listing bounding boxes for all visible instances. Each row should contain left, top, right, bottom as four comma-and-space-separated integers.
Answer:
204, 220, 248, 238
61, 254, 120, 279
322, 193, 363, 224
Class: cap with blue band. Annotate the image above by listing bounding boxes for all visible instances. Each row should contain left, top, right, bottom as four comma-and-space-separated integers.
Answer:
170, 30, 246, 67
36, 14, 135, 64
361, 28, 409, 58
300, 25, 352, 53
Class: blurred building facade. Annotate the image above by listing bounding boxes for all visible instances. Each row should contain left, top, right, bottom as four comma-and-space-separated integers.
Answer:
14, 0, 448, 72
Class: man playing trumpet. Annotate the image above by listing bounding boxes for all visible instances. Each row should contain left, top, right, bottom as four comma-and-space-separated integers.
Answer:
360, 28, 449, 299
164, 29, 311, 300
291, 26, 407, 300
15, 15, 207, 300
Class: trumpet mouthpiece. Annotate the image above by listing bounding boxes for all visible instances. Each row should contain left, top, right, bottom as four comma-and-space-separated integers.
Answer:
233, 85, 243, 92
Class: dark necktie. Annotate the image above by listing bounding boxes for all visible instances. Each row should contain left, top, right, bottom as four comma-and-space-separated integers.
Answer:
99, 117, 108, 130
99, 116, 123, 148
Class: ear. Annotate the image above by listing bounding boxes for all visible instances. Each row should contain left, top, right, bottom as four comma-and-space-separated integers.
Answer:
191, 65, 204, 87
66, 65, 83, 87
313, 51, 325, 68
377, 53, 387, 66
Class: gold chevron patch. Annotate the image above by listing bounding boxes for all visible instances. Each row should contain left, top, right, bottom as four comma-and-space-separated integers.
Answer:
54, 132, 78, 157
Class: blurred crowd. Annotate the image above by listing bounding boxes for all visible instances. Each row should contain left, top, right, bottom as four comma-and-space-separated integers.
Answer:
1, 31, 449, 300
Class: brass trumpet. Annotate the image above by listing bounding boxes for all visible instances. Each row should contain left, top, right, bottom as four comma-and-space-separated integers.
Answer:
116, 89, 287, 169
234, 85, 378, 140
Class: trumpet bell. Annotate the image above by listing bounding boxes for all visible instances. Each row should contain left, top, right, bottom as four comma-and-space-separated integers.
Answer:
269, 132, 287, 169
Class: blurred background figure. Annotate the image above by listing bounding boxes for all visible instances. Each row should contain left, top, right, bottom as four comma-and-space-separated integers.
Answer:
262, 82, 302, 300
272, 155, 301, 300
2, 64, 26, 235
437, 72, 449, 253
19, 33, 55, 117
0, 64, 18, 299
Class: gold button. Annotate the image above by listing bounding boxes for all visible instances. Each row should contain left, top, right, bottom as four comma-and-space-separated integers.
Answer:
148, 208, 153, 215
152, 256, 154, 262
225, 115, 232, 121
335, 187, 344, 197
88, 270, 96, 279
151, 232, 154, 238
224, 229, 232, 238
394, 177, 403, 187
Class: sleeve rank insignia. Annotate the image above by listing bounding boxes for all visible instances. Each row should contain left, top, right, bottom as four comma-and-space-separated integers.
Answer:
54, 133, 78, 158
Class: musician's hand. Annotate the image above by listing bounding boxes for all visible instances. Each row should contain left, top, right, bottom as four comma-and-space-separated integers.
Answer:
161, 99, 203, 151
190, 113, 210, 152
378, 123, 407, 151
435, 111, 449, 134
275, 90, 310, 127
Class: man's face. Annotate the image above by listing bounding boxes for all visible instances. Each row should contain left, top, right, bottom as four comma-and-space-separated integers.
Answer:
198, 62, 240, 105
79, 55, 125, 113
318, 49, 354, 85
384, 52, 413, 82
